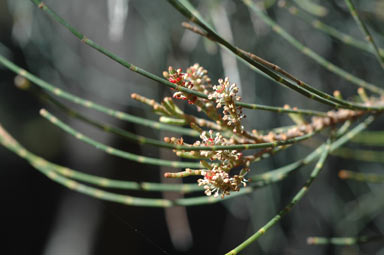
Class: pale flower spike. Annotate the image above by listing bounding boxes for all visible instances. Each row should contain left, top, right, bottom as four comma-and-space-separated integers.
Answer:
198, 169, 247, 198
160, 64, 251, 198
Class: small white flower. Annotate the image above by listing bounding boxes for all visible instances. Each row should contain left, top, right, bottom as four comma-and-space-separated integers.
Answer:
197, 169, 247, 198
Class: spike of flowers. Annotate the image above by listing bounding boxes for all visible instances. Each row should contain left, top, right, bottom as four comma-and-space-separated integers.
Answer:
198, 169, 247, 198
164, 66, 197, 104
197, 130, 243, 166
209, 77, 245, 134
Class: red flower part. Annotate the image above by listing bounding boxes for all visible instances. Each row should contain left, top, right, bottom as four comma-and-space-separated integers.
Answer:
205, 171, 214, 180
216, 85, 225, 93
205, 138, 214, 146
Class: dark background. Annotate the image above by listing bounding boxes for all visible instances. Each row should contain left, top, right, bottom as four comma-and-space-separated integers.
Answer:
1, 1, 384, 254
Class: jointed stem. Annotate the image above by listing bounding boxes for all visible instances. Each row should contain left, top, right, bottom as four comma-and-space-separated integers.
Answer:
333, 147, 384, 163
225, 141, 331, 254
307, 235, 384, 246
281, 2, 384, 58
0, 115, 374, 209
243, 0, 384, 95
344, 0, 384, 70
339, 169, 384, 183
0, 54, 198, 137
39, 109, 202, 169
37, 89, 177, 149
0, 123, 248, 206
170, 0, 342, 108
28, 0, 327, 117
42, 107, 320, 152
168, 0, 384, 112
351, 130, 384, 146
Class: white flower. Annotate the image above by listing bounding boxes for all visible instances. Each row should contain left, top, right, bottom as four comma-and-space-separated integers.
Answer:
210, 77, 239, 107
197, 169, 247, 198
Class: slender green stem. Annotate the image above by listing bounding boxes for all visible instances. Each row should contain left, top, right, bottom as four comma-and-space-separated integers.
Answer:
41, 108, 318, 151
29, 1, 203, 96
293, 0, 327, 17
171, 0, 343, 108
0, 54, 198, 137
282, 2, 384, 57
24, 83, 326, 154
46, 163, 202, 192
169, 0, 384, 112
339, 169, 384, 183
307, 235, 384, 245
345, 0, 384, 70
32, 0, 342, 112
328, 117, 376, 150
41, 104, 377, 155
332, 147, 384, 163
0, 115, 374, 208
251, 143, 325, 186
0, 123, 253, 206
39, 109, 201, 168
1, 129, 201, 192
225, 141, 331, 255
225, 114, 371, 250
248, 116, 374, 188
243, 0, 384, 95
237, 101, 327, 116
5, 114, 374, 191
28, 1, 327, 117
27, 0, 384, 118
351, 130, 384, 146
37, 89, 177, 149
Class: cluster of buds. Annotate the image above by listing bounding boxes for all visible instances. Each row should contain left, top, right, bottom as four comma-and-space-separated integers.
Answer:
197, 130, 242, 168
164, 128, 248, 198
197, 169, 247, 198
164, 65, 246, 131
165, 130, 245, 171
184, 63, 212, 94
163, 66, 196, 104
209, 77, 245, 133
163, 65, 212, 105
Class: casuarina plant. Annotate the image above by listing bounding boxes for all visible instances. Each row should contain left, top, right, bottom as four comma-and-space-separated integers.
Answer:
2, 0, 384, 254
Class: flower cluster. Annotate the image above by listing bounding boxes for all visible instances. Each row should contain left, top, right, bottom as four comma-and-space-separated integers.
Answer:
209, 77, 245, 133
197, 169, 247, 198
184, 63, 211, 93
163, 66, 195, 103
209, 77, 239, 107
196, 130, 242, 167
163, 65, 212, 105
138, 64, 254, 198
164, 128, 248, 198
